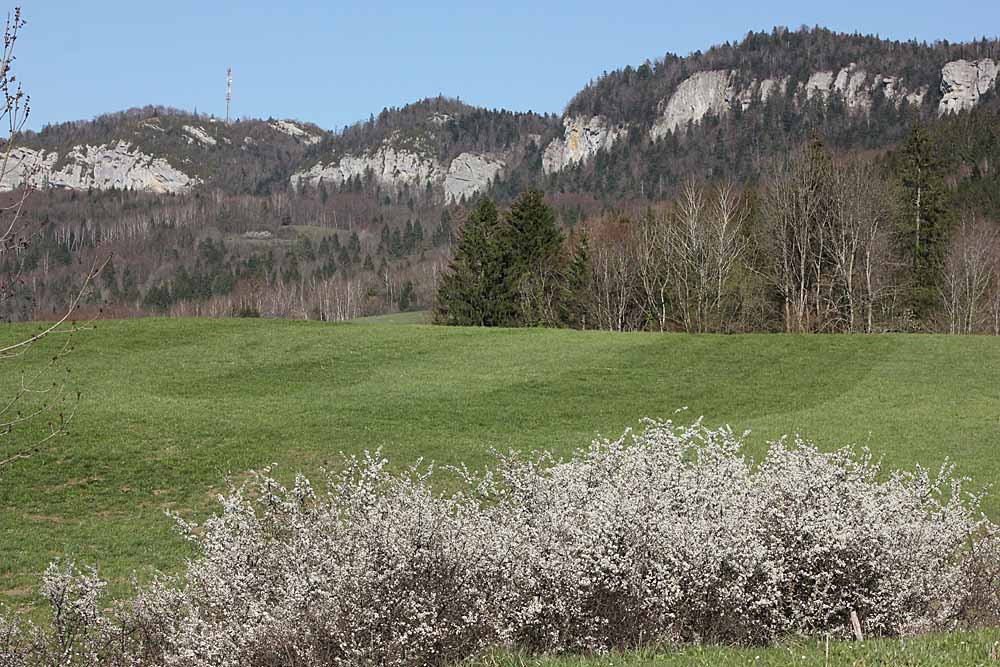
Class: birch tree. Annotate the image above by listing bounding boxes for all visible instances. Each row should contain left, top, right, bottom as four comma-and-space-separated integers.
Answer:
940, 218, 997, 334
636, 208, 671, 332
760, 144, 830, 332
827, 159, 894, 332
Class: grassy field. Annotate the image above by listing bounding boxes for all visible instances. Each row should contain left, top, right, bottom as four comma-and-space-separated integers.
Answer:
1, 318, 999, 619
467, 630, 1000, 666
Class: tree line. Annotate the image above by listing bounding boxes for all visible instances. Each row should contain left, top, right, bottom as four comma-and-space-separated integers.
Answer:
438, 126, 1000, 334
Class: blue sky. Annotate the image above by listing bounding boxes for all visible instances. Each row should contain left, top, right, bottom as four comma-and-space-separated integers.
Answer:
16, 0, 1000, 131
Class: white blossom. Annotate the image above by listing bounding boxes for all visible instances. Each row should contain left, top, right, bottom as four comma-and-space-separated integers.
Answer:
1, 420, 997, 666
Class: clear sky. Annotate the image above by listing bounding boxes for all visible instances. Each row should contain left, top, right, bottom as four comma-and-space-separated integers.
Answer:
15, 0, 1000, 132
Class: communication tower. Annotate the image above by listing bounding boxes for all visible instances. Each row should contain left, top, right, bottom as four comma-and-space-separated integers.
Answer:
226, 67, 233, 123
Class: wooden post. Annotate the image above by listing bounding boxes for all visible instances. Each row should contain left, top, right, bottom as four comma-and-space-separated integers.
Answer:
850, 610, 864, 642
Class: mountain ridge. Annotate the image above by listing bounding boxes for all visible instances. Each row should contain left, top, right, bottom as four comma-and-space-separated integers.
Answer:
2, 26, 998, 205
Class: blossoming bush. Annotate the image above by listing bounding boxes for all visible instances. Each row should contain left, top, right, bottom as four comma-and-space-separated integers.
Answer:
1, 419, 997, 666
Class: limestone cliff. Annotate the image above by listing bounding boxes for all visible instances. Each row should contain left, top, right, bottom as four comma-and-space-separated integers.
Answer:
804, 65, 873, 111
292, 141, 504, 203
541, 115, 624, 174
269, 120, 322, 145
0, 141, 199, 194
939, 59, 999, 115
291, 143, 444, 192
443, 153, 504, 203
649, 63, 933, 142
651, 70, 736, 140
182, 125, 217, 147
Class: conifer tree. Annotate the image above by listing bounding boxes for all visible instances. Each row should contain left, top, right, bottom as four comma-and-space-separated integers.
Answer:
561, 233, 591, 328
398, 280, 415, 312
506, 190, 565, 325
435, 198, 515, 326
507, 190, 563, 275
898, 123, 950, 316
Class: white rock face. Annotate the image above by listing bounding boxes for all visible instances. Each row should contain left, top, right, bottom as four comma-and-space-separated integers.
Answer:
759, 77, 790, 103
805, 71, 836, 99
875, 76, 921, 107
803, 65, 872, 111
270, 120, 322, 145
291, 145, 443, 192
183, 125, 217, 147
651, 70, 736, 139
0, 141, 198, 194
291, 144, 503, 202
0, 147, 58, 190
834, 65, 871, 111
802, 64, 931, 113
542, 115, 624, 174
444, 153, 504, 203
428, 113, 453, 126
938, 59, 999, 115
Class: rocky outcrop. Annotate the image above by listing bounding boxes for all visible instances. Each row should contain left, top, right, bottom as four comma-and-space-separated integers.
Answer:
759, 77, 790, 103
428, 112, 453, 126
0, 141, 198, 194
805, 70, 836, 100
651, 70, 736, 139
938, 59, 999, 115
443, 153, 504, 203
651, 71, 801, 139
542, 115, 624, 174
291, 145, 443, 192
0, 147, 59, 190
270, 120, 322, 145
875, 76, 927, 108
801, 64, 931, 112
804, 64, 872, 111
292, 146, 504, 201
834, 65, 871, 111
646, 62, 937, 142
183, 125, 217, 147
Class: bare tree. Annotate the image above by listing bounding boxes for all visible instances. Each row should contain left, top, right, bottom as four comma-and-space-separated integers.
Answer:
0, 8, 33, 302
827, 159, 895, 332
759, 144, 831, 332
707, 181, 750, 328
666, 182, 710, 332
587, 216, 642, 332
664, 181, 749, 333
940, 218, 997, 334
989, 242, 1000, 336
0, 8, 104, 472
636, 208, 671, 332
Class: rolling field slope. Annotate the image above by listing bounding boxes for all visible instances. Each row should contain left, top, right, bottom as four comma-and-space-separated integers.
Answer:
1, 318, 999, 610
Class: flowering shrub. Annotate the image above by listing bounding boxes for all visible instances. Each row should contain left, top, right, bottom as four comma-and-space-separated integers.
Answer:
1, 419, 997, 666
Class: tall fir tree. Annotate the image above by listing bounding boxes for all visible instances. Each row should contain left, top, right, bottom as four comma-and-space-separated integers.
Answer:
435, 198, 515, 326
898, 123, 951, 316
506, 190, 565, 325
507, 190, 563, 274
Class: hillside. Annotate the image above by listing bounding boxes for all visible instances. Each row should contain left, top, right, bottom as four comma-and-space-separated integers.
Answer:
291, 97, 558, 204
5, 28, 998, 203
5, 107, 329, 196
2, 318, 999, 610
1, 27, 999, 325
543, 28, 1000, 198
4, 98, 558, 205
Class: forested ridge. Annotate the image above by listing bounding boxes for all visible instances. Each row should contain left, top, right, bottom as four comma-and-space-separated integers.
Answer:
4, 26, 1000, 333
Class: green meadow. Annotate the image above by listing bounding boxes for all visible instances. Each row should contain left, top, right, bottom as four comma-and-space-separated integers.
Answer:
1, 318, 998, 631
467, 630, 1000, 666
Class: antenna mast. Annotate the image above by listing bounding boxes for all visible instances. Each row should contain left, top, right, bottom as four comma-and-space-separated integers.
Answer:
226, 67, 233, 123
